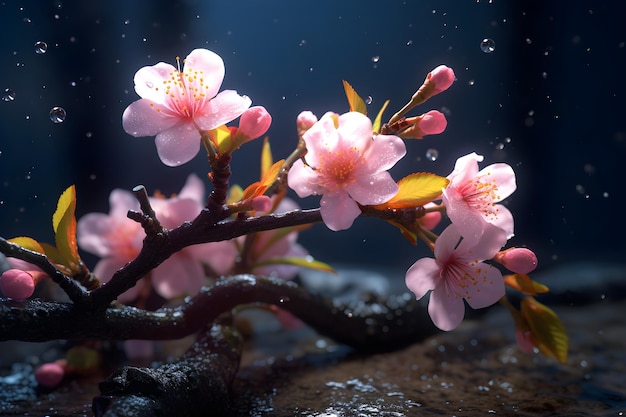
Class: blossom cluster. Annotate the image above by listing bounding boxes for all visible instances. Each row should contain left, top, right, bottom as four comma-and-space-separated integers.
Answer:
1, 48, 566, 379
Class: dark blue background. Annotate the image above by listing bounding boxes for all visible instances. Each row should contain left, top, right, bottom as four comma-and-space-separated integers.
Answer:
1, 1, 624, 275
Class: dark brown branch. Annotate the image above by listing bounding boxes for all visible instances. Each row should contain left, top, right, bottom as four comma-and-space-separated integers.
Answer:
93, 320, 242, 417
1, 275, 438, 351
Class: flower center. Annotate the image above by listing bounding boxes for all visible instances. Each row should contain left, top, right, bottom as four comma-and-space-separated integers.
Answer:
155, 63, 211, 120
459, 175, 500, 220
316, 146, 360, 192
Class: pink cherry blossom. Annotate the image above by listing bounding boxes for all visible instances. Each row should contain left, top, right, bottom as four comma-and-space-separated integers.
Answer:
77, 174, 237, 302
405, 223, 507, 331
122, 48, 252, 166
442, 152, 516, 245
237, 106, 272, 141
287, 111, 406, 231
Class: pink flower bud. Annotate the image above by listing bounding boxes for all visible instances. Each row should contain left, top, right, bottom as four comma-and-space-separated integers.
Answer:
418, 210, 442, 231
35, 361, 66, 388
418, 110, 447, 135
0, 269, 36, 300
239, 106, 272, 140
296, 110, 318, 136
495, 247, 538, 274
428, 65, 455, 95
251, 195, 272, 212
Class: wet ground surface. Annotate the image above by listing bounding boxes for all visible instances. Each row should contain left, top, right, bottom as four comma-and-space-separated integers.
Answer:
2, 262, 626, 416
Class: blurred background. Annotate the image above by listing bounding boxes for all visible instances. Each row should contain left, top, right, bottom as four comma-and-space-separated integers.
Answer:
1, 0, 624, 277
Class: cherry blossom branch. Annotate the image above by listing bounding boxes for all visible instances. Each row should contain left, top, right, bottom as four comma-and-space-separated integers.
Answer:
1, 275, 438, 351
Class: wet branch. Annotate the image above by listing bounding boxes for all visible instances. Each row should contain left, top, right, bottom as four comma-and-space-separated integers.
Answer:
0, 274, 438, 351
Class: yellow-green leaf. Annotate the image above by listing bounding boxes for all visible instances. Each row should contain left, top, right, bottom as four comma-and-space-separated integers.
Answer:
372, 99, 390, 133
253, 256, 336, 274
209, 125, 233, 155
53, 185, 80, 266
261, 137, 273, 178
52, 185, 75, 234
521, 297, 568, 363
227, 185, 244, 205
375, 173, 449, 210
504, 273, 550, 296
241, 159, 285, 201
8, 236, 45, 255
342, 80, 367, 115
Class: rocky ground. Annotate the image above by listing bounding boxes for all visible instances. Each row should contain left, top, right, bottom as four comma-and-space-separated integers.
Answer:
1, 262, 625, 416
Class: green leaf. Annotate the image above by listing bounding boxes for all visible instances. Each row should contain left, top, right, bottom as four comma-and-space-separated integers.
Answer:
372, 99, 390, 133
253, 256, 336, 274
53, 185, 80, 266
375, 172, 449, 209
521, 297, 568, 363
342, 80, 367, 115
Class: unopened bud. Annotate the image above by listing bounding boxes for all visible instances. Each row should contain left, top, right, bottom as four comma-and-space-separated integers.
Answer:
428, 65, 455, 95
0, 269, 36, 300
297, 111, 318, 137
398, 110, 448, 139
239, 106, 272, 140
494, 247, 538, 274
35, 361, 66, 388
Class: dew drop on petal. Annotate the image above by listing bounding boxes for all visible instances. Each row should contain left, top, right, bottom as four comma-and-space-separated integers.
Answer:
426, 148, 439, 161
34, 41, 48, 54
480, 38, 496, 53
49, 106, 66, 123
2, 88, 16, 102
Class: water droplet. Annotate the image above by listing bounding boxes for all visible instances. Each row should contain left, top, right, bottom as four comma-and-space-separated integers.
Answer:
495, 142, 505, 150
468, 79, 475, 86
2, 88, 16, 102
145, 81, 154, 88
34, 41, 48, 54
406, 40, 413, 46
49, 107, 66, 123
426, 148, 439, 161
365, 95, 373, 105
371, 55, 380, 63
298, 39, 307, 47
480, 38, 496, 53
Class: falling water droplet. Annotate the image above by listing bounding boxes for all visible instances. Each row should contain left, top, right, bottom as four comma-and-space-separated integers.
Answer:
365, 95, 373, 105
480, 38, 496, 53
49, 107, 66, 123
2, 88, 16, 102
371, 55, 380, 63
426, 148, 439, 161
34, 41, 48, 54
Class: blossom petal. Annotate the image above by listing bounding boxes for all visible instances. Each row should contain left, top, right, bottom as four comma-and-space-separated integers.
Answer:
154, 123, 202, 166
320, 192, 361, 231
177, 173, 205, 203
77, 213, 114, 256
458, 222, 507, 261
463, 262, 505, 309
133, 62, 177, 103
194, 90, 251, 130
362, 134, 407, 171
287, 159, 325, 198
152, 252, 205, 298
448, 152, 482, 184
429, 289, 466, 331
442, 186, 485, 245
183, 49, 225, 99
478, 163, 516, 202
345, 171, 398, 205
405, 257, 439, 300
492, 204, 515, 240
122, 99, 180, 137
337, 112, 373, 149
301, 115, 339, 167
